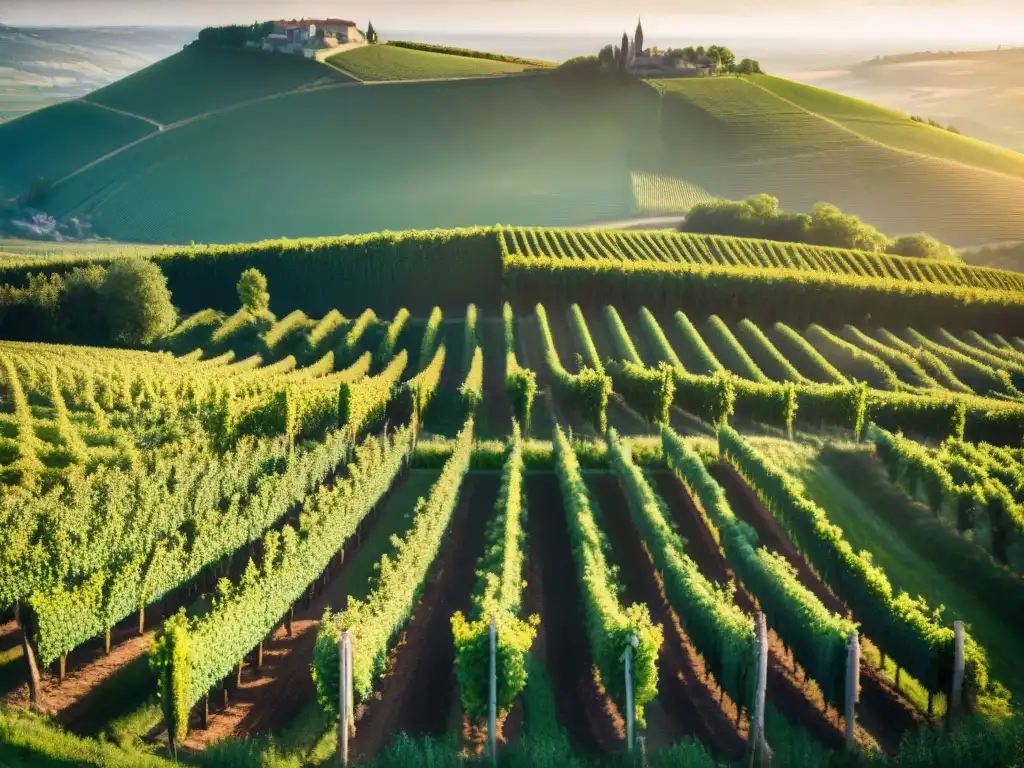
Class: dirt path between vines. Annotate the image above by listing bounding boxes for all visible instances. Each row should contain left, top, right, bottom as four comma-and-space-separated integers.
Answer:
653, 471, 854, 751
709, 463, 925, 756
588, 474, 746, 759
181, 468, 415, 748
349, 473, 497, 761
525, 473, 624, 755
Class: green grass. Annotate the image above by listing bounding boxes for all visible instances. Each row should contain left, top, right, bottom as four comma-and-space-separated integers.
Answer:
87, 45, 348, 126
649, 76, 1024, 246
0, 238, 168, 262
753, 437, 1024, 706
327, 45, 528, 81
7, 60, 1024, 245
37, 75, 651, 244
0, 101, 155, 197
753, 74, 1024, 182
343, 469, 440, 603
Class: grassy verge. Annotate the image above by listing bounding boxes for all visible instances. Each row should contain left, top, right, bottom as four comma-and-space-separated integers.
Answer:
753, 437, 1021, 710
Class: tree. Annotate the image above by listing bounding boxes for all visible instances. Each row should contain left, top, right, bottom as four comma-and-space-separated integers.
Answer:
238, 268, 270, 314
706, 45, 736, 73
807, 203, 889, 252
598, 44, 616, 71
366, 21, 377, 43
57, 265, 108, 344
736, 58, 763, 74
888, 233, 961, 261
620, 32, 629, 70
98, 260, 178, 346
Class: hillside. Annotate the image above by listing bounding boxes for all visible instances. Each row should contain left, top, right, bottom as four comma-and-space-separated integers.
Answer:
0, 48, 1023, 246
807, 47, 1024, 153
652, 76, 1024, 247
0, 25, 195, 119
326, 44, 532, 81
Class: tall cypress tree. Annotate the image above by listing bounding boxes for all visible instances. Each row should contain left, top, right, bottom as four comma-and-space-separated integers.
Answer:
620, 31, 629, 70
366, 21, 377, 43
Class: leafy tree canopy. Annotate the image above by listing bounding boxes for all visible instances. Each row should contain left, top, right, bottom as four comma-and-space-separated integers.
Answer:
237, 268, 271, 314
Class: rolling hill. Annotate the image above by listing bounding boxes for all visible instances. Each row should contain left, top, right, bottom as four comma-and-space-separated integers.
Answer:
0, 44, 1022, 248
0, 25, 195, 119
326, 44, 534, 81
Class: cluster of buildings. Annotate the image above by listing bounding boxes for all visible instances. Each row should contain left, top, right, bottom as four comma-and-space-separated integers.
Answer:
252, 18, 366, 58
625, 19, 717, 78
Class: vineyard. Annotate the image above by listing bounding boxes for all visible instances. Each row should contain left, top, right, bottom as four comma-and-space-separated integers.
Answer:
2, 248, 1023, 768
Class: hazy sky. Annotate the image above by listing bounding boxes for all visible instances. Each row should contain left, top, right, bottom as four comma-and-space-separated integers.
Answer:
4, 0, 1024, 43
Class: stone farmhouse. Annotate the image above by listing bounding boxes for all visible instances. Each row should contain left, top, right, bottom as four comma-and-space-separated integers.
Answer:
253, 18, 366, 58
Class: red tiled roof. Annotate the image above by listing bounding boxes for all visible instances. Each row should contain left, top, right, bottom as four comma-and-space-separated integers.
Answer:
276, 18, 356, 27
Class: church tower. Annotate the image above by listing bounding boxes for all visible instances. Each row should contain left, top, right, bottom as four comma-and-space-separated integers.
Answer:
635, 17, 644, 57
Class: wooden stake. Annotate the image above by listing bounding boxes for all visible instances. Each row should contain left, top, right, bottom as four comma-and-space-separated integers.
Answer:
951, 620, 965, 719
139, 607, 146, 635
222, 681, 229, 709
257, 640, 264, 670
749, 612, 769, 768
201, 693, 209, 729
58, 654, 66, 684
488, 615, 497, 764
339, 630, 352, 766
236, 661, 243, 688
622, 634, 638, 754
927, 690, 934, 716
895, 667, 901, 690
105, 628, 111, 655
845, 631, 860, 752
286, 606, 294, 637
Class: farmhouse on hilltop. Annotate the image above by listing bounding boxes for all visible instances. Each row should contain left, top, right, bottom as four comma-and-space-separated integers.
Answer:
254, 17, 366, 57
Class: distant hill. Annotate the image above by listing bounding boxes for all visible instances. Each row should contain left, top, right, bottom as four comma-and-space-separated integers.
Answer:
798, 47, 1024, 153
0, 45, 1022, 248
0, 25, 196, 119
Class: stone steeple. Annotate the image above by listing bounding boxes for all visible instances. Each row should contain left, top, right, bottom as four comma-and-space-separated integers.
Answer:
635, 17, 644, 56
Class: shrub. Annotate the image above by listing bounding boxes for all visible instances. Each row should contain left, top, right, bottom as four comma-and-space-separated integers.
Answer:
98, 260, 177, 346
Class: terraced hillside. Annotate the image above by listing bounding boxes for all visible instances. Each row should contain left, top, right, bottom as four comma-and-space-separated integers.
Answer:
326, 44, 532, 81
2, 48, 1023, 246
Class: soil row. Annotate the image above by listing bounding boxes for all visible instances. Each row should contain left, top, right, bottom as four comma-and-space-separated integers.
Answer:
708, 463, 925, 755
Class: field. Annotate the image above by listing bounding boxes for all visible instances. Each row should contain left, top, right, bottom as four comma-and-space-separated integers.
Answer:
1, 51, 1023, 246
3, 33, 1024, 766
3, 257, 1022, 765
326, 45, 531, 81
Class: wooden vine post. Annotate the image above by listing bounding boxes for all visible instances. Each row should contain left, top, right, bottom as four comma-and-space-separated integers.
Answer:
622, 633, 638, 754
845, 631, 860, 752
488, 614, 497, 764
951, 620, 965, 719
748, 612, 770, 768
338, 630, 354, 766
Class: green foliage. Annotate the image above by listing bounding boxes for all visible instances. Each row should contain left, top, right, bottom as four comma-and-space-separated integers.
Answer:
451, 423, 537, 719
535, 304, 611, 432
706, 315, 769, 383
663, 426, 854, 707
503, 303, 536, 435
460, 346, 484, 415
313, 420, 474, 713
719, 426, 993, 706
889, 233, 962, 262
407, 344, 446, 423
552, 425, 662, 725
97, 260, 178, 346
608, 428, 756, 708
375, 308, 410, 365
153, 427, 412, 738
237, 268, 270, 314
22, 426, 353, 664
339, 351, 408, 435
383, 40, 554, 67
419, 307, 443, 371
